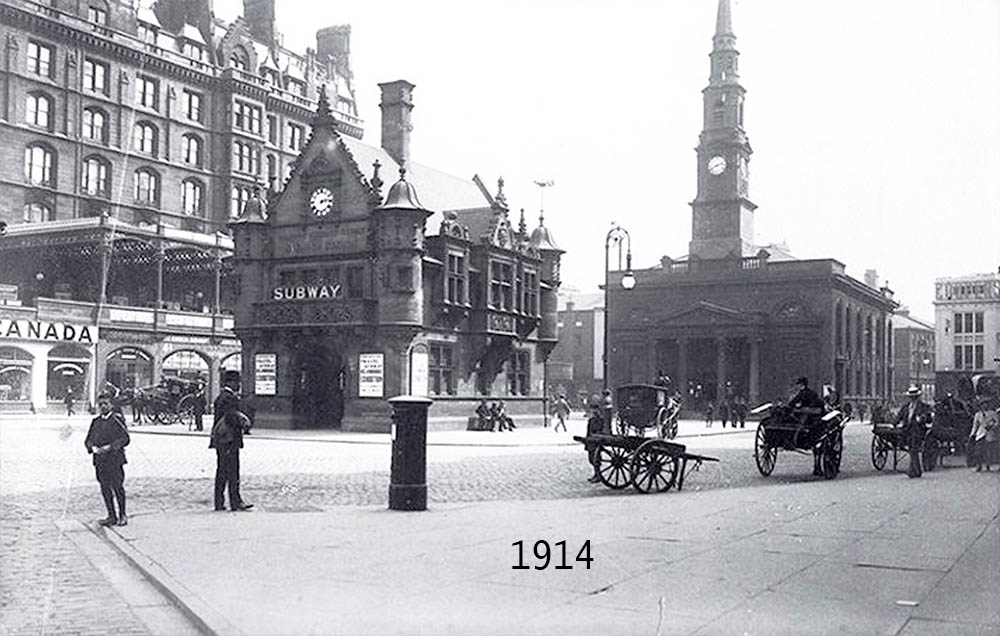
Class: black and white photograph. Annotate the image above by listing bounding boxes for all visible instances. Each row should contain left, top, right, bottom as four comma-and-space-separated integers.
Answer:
1, 0, 998, 634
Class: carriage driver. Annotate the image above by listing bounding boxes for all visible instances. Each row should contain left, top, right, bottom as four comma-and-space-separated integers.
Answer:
789, 377, 826, 476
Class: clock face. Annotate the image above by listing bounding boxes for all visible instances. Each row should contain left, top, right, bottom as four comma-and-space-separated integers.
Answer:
708, 155, 727, 176
309, 187, 334, 216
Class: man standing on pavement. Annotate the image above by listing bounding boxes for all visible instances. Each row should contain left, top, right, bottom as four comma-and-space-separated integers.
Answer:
552, 394, 571, 433
192, 377, 206, 432
210, 371, 253, 511
893, 385, 932, 478
64, 386, 75, 416
85, 393, 130, 526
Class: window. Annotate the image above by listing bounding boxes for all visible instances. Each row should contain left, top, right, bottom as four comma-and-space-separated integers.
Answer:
287, 123, 303, 151
134, 75, 158, 110
182, 41, 204, 61
23, 202, 54, 223
954, 344, 985, 371
24, 144, 55, 186
229, 47, 248, 71
82, 107, 107, 143
26, 93, 52, 129
346, 265, 365, 298
87, 2, 108, 25
445, 253, 466, 304
489, 261, 514, 311
233, 101, 261, 134
132, 122, 158, 155
184, 90, 202, 122
429, 343, 455, 396
137, 22, 156, 44
82, 156, 110, 197
230, 184, 252, 218
27, 41, 53, 77
266, 154, 277, 181
522, 269, 539, 316
267, 115, 277, 145
954, 312, 984, 334
181, 179, 203, 216
83, 58, 108, 94
182, 134, 202, 166
232, 141, 259, 174
133, 168, 159, 206
507, 349, 530, 396
713, 102, 724, 126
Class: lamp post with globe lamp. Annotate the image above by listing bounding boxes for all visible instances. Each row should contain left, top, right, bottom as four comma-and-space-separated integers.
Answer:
603, 224, 636, 392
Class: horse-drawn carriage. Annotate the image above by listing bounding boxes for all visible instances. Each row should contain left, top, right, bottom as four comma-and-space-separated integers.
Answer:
614, 383, 682, 439
752, 403, 846, 479
133, 376, 203, 427
870, 420, 941, 472
574, 384, 717, 494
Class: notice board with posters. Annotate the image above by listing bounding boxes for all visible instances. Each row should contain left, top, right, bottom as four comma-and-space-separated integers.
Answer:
358, 353, 384, 398
254, 353, 277, 395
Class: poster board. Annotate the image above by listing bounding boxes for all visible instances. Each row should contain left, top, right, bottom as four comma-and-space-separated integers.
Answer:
358, 353, 384, 398
254, 353, 277, 395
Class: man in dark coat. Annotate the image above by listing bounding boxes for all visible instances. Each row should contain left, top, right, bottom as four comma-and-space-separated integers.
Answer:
789, 377, 825, 476
192, 378, 207, 432
894, 385, 933, 478
210, 371, 252, 511
85, 393, 131, 526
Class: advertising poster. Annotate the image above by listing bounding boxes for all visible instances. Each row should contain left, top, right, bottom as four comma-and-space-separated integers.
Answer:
358, 353, 384, 398
254, 353, 277, 395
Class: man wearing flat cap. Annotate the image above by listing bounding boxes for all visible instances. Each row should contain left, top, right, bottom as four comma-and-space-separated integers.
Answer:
893, 385, 932, 478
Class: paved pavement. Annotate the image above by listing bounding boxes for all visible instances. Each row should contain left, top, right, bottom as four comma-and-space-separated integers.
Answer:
105, 460, 999, 636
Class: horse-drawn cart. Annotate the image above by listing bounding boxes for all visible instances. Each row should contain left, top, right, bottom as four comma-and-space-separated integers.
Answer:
753, 403, 845, 479
614, 383, 682, 439
573, 434, 718, 493
134, 377, 202, 427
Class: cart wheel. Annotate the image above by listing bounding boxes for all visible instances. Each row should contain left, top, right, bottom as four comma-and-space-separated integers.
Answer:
822, 429, 843, 479
871, 434, 889, 471
177, 395, 196, 430
631, 440, 679, 494
923, 437, 940, 472
596, 445, 632, 490
754, 424, 777, 476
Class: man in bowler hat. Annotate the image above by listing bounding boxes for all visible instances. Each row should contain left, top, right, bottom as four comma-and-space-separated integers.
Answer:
210, 370, 253, 510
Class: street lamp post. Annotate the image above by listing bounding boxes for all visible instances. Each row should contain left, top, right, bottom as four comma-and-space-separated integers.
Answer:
602, 224, 635, 392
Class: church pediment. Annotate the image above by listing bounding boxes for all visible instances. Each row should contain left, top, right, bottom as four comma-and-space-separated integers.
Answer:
659, 300, 761, 327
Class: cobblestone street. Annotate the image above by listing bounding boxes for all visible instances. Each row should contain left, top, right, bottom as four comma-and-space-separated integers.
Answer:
0, 418, 936, 634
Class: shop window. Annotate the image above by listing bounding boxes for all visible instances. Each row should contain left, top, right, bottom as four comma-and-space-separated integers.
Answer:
27, 40, 54, 78
0, 347, 33, 403
47, 344, 90, 402
82, 107, 107, 143
105, 347, 153, 391
161, 350, 209, 382
429, 343, 455, 396
507, 349, 530, 396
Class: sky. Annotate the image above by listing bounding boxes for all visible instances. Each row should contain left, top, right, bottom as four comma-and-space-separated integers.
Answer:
216, 0, 1000, 320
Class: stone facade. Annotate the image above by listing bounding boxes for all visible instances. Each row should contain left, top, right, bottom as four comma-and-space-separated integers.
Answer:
933, 271, 1000, 397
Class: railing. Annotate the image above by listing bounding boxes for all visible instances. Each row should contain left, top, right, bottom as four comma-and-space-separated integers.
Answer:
24, 298, 236, 336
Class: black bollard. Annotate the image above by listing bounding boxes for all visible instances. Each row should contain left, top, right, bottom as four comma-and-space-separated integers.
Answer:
388, 396, 432, 511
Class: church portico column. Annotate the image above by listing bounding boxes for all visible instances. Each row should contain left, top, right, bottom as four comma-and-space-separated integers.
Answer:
676, 337, 689, 400
749, 337, 760, 405
715, 336, 727, 400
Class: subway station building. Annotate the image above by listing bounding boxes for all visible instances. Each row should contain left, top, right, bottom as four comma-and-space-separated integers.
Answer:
230, 85, 564, 431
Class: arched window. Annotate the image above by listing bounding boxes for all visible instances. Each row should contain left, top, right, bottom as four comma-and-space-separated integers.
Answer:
181, 134, 202, 166
26, 92, 52, 129
82, 107, 108, 143
87, 1, 109, 25
23, 202, 54, 223
134, 168, 159, 206
82, 155, 110, 197
132, 121, 158, 155
181, 179, 203, 216
24, 143, 55, 186
229, 46, 248, 71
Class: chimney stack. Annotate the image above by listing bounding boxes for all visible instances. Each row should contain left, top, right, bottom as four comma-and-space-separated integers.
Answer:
379, 80, 415, 167
243, 0, 275, 44
864, 269, 879, 288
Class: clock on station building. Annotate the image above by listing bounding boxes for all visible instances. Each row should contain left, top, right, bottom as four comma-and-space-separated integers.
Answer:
309, 186, 334, 217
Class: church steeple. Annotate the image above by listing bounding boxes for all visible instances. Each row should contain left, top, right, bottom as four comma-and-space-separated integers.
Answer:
689, 0, 756, 260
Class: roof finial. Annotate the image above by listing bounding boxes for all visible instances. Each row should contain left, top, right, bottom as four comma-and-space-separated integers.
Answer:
518, 208, 527, 236
371, 159, 383, 193
399, 164, 407, 181
495, 176, 506, 207
311, 84, 336, 129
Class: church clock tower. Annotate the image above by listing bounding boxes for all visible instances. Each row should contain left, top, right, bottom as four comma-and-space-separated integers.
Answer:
689, 0, 756, 260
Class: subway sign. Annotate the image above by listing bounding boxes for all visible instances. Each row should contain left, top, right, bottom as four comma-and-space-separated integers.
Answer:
271, 284, 342, 301
0, 319, 97, 343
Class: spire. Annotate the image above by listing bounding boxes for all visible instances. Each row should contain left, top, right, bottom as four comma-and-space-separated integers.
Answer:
715, 0, 733, 38
311, 84, 337, 130
518, 208, 527, 236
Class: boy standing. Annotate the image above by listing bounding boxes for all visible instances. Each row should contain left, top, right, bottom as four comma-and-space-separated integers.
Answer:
85, 394, 131, 526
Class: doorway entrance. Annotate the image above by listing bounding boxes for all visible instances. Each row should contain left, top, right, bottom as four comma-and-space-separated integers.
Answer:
293, 347, 344, 428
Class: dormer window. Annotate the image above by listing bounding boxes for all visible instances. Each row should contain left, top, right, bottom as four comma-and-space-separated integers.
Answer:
87, 2, 108, 25
445, 253, 466, 304
182, 41, 204, 61
137, 22, 157, 45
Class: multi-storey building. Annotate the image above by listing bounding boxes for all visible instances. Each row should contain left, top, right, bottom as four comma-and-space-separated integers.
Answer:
606, 0, 897, 413
229, 84, 563, 431
934, 271, 1000, 397
548, 291, 603, 407
892, 308, 935, 402
0, 0, 362, 411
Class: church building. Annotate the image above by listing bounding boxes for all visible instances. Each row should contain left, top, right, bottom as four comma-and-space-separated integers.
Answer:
229, 82, 563, 430
606, 0, 897, 413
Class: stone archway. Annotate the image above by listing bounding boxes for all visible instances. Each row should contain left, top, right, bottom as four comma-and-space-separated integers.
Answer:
292, 345, 344, 429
